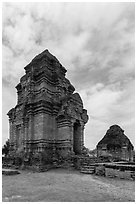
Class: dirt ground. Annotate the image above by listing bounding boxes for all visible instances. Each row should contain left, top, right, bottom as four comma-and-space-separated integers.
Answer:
2, 168, 135, 202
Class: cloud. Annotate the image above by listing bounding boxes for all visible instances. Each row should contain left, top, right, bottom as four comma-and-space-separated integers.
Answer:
2, 85, 16, 144
80, 79, 135, 149
2, 2, 135, 149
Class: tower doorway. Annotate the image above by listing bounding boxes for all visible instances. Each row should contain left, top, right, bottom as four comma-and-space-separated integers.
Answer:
73, 121, 81, 155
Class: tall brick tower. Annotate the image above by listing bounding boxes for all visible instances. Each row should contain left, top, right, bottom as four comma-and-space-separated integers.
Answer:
7, 50, 89, 166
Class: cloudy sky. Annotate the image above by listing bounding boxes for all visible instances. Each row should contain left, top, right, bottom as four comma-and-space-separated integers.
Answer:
2, 2, 135, 149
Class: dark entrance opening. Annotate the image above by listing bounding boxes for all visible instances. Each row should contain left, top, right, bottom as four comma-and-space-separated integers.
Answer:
73, 120, 81, 155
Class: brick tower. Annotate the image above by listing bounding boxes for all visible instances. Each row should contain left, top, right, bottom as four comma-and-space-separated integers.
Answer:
7, 50, 89, 166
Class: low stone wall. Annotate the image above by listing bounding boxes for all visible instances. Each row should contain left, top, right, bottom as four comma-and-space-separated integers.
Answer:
79, 157, 135, 180
94, 163, 135, 180
105, 163, 135, 171
105, 168, 135, 180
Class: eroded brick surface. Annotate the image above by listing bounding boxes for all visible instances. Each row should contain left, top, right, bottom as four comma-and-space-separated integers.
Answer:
7, 50, 89, 166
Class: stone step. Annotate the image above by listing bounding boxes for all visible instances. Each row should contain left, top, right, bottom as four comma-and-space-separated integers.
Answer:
81, 166, 95, 171
81, 167, 95, 171
82, 165, 96, 168
2, 168, 20, 175
81, 163, 96, 166
81, 168, 95, 171
82, 166, 95, 168
80, 169, 95, 174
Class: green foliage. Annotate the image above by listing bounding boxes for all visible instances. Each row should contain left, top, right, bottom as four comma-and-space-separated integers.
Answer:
81, 146, 89, 156
15, 146, 25, 158
2, 139, 10, 157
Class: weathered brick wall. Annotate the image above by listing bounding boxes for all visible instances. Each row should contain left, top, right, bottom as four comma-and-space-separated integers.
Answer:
7, 50, 89, 167
43, 114, 55, 140
34, 113, 44, 140
57, 126, 72, 140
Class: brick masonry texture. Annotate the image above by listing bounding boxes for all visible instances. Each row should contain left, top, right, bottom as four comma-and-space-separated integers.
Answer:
7, 50, 89, 165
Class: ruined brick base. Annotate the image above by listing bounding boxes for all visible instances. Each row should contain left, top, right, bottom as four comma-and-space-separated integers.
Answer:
4, 148, 78, 172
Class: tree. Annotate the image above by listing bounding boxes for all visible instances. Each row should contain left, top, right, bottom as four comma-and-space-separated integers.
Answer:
2, 139, 10, 157
89, 149, 97, 157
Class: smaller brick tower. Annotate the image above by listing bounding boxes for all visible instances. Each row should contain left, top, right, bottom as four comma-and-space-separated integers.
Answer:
96, 125, 134, 162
